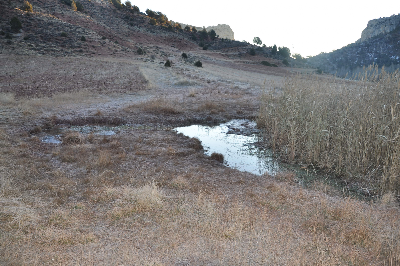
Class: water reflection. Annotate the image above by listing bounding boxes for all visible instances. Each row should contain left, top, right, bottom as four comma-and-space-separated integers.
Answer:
175, 120, 279, 175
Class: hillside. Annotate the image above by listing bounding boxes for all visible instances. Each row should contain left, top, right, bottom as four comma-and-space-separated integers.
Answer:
308, 14, 400, 76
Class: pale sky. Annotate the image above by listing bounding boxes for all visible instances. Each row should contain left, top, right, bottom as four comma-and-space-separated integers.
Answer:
123, 0, 399, 57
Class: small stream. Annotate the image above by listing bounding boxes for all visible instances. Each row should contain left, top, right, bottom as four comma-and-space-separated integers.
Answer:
175, 119, 280, 175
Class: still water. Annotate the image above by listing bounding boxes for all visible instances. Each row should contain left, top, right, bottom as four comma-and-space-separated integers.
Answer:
175, 119, 279, 175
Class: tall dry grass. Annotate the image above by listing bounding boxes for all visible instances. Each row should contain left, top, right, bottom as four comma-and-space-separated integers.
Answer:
258, 65, 400, 194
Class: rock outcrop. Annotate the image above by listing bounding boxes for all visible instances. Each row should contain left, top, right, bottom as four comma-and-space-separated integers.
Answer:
360, 14, 400, 42
176, 22, 234, 40
308, 13, 400, 77
205, 24, 234, 40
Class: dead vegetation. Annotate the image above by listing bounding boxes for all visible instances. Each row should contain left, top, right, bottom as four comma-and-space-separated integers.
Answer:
1, 53, 399, 265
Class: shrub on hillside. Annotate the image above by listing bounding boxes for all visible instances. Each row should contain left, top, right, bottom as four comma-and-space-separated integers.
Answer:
164, 60, 171, 67
249, 48, 256, 56
149, 18, 156, 25
71, 0, 77, 11
75, 1, 84, 11
282, 59, 289, 66
278, 46, 291, 58
132, 5, 139, 12
194, 61, 202, 67
146, 9, 155, 18
137, 47, 144, 55
60, 32, 68, 37
271, 44, 277, 55
184, 26, 191, 32
199, 28, 208, 40
203, 46, 208, 50
81, 36, 86, 41
21, 1, 33, 12
110, 0, 122, 9
210, 152, 224, 163
61, 0, 72, 5
125, 1, 132, 8
10, 17, 22, 32
175, 23, 182, 30
208, 29, 217, 40
192, 27, 197, 33
261, 61, 271, 66
181, 53, 188, 59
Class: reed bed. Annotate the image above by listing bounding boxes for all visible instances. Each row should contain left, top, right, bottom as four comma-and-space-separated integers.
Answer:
258, 65, 400, 194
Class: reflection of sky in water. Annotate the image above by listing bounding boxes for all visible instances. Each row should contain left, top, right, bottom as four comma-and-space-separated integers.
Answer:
175, 120, 279, 175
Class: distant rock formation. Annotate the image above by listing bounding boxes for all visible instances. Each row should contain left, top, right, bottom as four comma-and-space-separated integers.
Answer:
175, 22, 234, 40
360, 14, 400, 42
205, 24, 234, 40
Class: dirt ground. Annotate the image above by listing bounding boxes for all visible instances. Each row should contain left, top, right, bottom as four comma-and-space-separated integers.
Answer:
1, 52, 400, 265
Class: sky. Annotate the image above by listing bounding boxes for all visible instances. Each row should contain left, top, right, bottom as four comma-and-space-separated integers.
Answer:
123, 0, 399, 57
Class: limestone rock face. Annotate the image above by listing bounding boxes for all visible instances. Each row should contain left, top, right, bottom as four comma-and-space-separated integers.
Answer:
176, 22, 234, 40
205, 24, 234, 40
360, 14, 400, 42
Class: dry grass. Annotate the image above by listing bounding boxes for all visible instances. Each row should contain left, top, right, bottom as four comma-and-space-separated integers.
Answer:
1, 55, 400, 265
0, 93, 15, 105
127, 98, 182, 115
258, 65, 400, 194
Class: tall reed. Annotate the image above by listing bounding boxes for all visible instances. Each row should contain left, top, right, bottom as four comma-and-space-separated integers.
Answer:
258, 65, 400, 194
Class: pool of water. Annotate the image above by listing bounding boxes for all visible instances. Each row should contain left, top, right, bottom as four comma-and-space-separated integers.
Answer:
175, 119, 279, 175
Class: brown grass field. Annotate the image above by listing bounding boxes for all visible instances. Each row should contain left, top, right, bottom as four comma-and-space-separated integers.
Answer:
1, 54, 399, 265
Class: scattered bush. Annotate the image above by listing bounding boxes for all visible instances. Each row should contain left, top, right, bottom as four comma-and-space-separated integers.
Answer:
316, 68, 323, 74
21, 1, 33, 12
278, 46, 291, 58
249, 48, 256, 56
175, 23, 182, 30
261, 61, 271, 66
282, 59, 289, 66
71, 0, 77, 11
102, 36, 107, 40
164, 60, 171, 67
111, 0, 122, 9
146, 9, 155, 18
10, 17, 22, 32
194, 61, 202, 67
184, 26, 191, 32
181, 53, 188, 59
81, 36, 86, 41
199, 28, 208, 40
202, 46, 208, 50
192, 27, 197, 33
253, 37, 262, 45
137, 47, 144, 55
5, 33, 12, 39
199, 42, 204, 47
61, 0, 72, 5
271, 44, 277, 55
132, 5, 139, 12
0, 31, 4, 35
75, 1, 84, 11
208, 29, 217, 40
149, 18, 156, 25
60, 32, 68, 37
210, 152, 224, 163
125, 1, 131, 8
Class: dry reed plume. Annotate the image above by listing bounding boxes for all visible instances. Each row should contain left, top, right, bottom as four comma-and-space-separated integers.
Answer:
258, 65, 400, 194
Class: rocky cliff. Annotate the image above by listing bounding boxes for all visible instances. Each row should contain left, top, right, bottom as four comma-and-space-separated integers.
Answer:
176, 22, 234, 40
360, 14, 400, 42
308, 13, 400, 76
